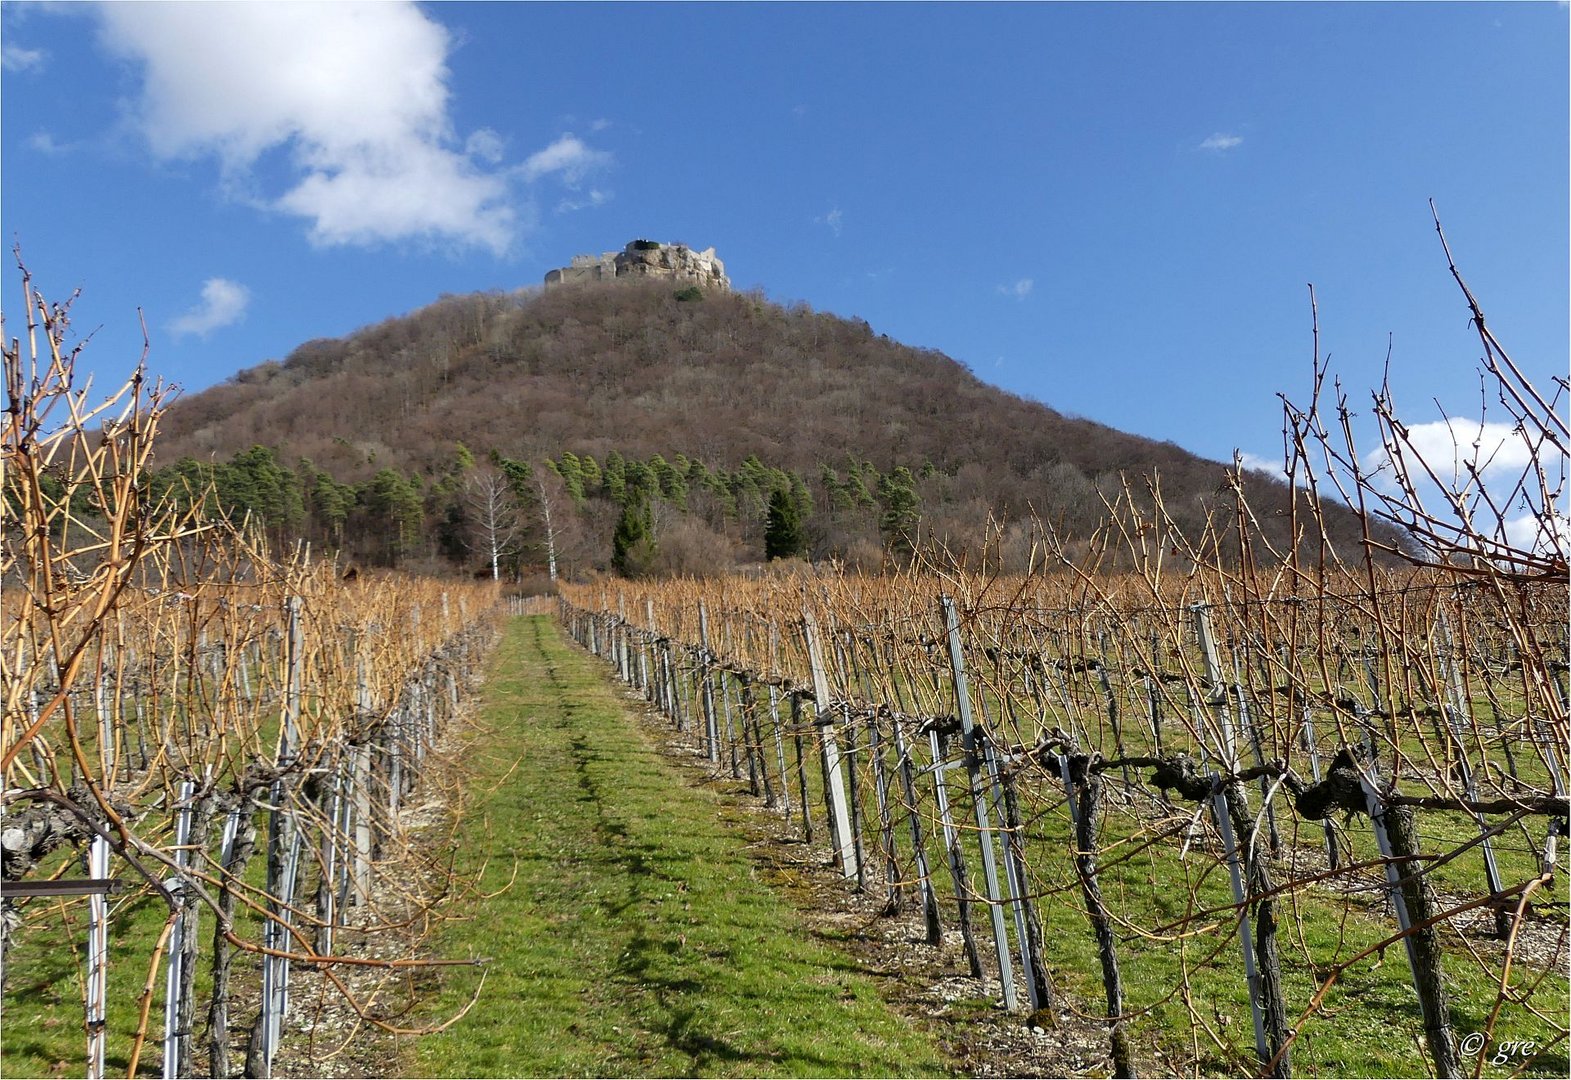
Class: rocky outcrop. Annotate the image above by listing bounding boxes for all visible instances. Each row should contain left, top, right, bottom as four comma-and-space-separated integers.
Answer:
545, 240, 730, 291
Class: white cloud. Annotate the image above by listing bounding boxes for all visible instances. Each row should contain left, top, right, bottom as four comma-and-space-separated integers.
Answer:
1235, 451, 1285, 477
93, 1, 517, 254
1361, 416, 1567, 561
3, 43, 48, 73
589, 118, 612, 133
1374, 418, 1538, 483
170, 278, 250, 339
997, 278, 1033, 299
1504, 510, 1570, 557
520, 134, 612, 184
814, 207, 844, 237
1199, 133, 1244, 152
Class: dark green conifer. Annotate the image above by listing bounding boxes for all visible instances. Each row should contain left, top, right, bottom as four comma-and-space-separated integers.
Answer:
764, 487, 806, 560
612, 498, 656, 576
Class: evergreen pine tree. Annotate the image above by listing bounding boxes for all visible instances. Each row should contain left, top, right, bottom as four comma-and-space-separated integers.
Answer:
764, 486, 806, 560
612, 498, 655, 576
877, 466, 921, 557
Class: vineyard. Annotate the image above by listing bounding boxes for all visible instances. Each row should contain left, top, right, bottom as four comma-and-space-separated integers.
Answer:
558, 558, 1566, 1076
2, 273, 501, 1078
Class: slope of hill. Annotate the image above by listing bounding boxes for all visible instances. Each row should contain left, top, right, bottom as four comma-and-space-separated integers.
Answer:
151, 276, 1355, 575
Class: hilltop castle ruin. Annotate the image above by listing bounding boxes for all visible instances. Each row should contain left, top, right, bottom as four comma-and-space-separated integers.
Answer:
544, 240, 730, 292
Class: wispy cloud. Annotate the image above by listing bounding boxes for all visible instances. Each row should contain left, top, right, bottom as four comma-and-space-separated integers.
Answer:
520, 133, 612, 184
92, 2, 519, 254
1199, 132, 1244, 152
170, 278, 250, 339
813, 206, 843, 237
556, 189, 611, 214
27, 131, 70, 155
2, 43, 47, 73
465, 128, 506, 164
997, 278, 1033, 300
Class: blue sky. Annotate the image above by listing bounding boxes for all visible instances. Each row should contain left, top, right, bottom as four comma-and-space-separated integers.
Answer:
2, 1, 1566, 479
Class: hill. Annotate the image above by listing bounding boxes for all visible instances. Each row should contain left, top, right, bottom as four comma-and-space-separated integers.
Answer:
149, 274, 1362, 576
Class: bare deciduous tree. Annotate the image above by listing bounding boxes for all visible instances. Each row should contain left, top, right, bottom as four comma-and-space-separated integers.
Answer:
536, 470, 561, 582
465, 465, 522, 581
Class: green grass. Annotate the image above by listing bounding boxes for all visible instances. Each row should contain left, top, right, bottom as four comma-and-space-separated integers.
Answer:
411, 615, 953, 1078
701, 651, 1566, 1077
1018, 800, 1569, 1078
696, 642, 1567, 1076
2, 882, 156, 1077
1, 833, 270, 1078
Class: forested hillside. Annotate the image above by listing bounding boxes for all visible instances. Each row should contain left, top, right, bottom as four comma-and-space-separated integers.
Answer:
149, 278, 1368, 577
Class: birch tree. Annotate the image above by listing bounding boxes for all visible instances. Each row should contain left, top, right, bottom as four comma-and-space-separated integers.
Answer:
464, 466, 522, 581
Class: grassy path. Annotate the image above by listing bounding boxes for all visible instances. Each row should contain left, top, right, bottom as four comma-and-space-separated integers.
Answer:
413, 615, 951, 1078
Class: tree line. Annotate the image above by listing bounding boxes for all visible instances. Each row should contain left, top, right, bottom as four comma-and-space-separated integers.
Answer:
141, 443, 935, 580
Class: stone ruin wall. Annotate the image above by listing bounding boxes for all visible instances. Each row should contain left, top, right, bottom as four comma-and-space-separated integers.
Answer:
544, 240, 731, 291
